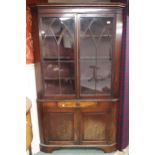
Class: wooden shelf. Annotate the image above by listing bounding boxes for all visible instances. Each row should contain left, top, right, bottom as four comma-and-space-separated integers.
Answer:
80, 34, 112, 38
42, 35, 62, 38
42, 34, 111, 38
80, 57, 111, 60
43, 57, 74, 61
44, 77, 75, 81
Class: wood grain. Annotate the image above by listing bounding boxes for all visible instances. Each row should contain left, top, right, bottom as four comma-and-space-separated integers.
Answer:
31, 2, 125, 153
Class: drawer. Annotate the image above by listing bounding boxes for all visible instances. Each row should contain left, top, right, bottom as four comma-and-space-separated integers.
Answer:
57, 101, 97, 108
41, 101, 116, 112
80, 101, 116, 112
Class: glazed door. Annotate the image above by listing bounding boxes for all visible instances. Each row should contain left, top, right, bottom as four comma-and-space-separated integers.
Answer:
79, 15, 116, 98
39, 14, 77, 99
39, 14, 120, 99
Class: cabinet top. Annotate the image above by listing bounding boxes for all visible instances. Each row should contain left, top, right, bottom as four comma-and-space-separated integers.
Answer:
30, 2, 126, 8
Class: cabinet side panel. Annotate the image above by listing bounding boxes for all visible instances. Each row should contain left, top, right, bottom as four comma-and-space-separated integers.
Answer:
31, 8, 44, 98
37, 103, 45, 144
112, 13, 123, 97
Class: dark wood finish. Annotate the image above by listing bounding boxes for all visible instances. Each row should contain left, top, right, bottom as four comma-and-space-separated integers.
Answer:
31, 7, 44, 98
80, 102, 117, 144
30, 2, 125, 7
40, 143, 116, 153
26, 0, 47, 6
112, 13, 123, 97
31, 2, 125, 153
37, 101, 118, 152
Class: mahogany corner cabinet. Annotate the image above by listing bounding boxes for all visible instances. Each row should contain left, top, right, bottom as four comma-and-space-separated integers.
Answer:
30, 2, 126, 153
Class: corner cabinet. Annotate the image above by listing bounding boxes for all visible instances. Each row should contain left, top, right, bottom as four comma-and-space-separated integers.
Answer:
31, 2, 125, 153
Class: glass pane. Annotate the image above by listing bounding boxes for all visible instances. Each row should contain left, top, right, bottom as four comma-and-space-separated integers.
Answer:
43, 61, 74, 79
61, 79, 75, 94
60, 62, 75, 78
40, 17, 75, 96
96, 60, 111, 94
80, 17, 113, 96
80, 60, 96, 94
80, 37, 96, 59
45, 81, 60, 95
40, 17, 75, 59
43, 62, 59, 79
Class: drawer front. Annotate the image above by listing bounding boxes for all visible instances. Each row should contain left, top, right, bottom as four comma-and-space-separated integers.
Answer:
58, 101, 97, 108
42, 101, 113, 109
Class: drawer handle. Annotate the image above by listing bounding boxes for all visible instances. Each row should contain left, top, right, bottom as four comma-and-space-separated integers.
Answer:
58, 102, 97, 108
58, 102, 77, 108
79, 102, 97, 108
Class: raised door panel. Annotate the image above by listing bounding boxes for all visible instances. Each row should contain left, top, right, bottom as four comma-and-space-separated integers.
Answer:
44, 112, 74, 141
80, 102, 117, 145
82, 113, 108, 141
42, 102, 77, 144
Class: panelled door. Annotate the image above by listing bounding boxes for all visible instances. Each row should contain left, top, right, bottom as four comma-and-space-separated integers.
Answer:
78, 14, 117, 144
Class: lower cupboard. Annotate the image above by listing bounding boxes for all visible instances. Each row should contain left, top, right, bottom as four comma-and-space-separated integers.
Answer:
37, 101, 117, 153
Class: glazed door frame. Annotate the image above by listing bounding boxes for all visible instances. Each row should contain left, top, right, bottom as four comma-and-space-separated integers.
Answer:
38, 12, 122, 100
38, 13, 78, 99
77, 13, 122, 99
